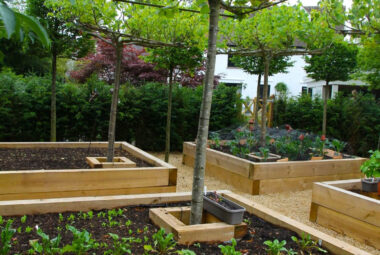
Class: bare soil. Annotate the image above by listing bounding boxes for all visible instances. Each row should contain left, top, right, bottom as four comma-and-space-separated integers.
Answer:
0, 147, 153, 170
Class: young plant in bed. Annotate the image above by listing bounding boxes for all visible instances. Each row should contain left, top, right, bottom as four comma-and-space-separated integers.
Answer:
0, 220, 16, 255
292, 233, 327, 254
63, 225, 99, 254
144, 228, 176, 254
29, 228, 63, 255
264, 239, 287, 255
218, 238, 241, 255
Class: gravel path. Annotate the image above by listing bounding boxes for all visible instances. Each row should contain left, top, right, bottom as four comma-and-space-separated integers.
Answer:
151, 152, 380, 255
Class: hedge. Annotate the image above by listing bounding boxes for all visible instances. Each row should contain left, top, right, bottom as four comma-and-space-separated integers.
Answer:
273, 93, 380, 156
0, 70, 242, 151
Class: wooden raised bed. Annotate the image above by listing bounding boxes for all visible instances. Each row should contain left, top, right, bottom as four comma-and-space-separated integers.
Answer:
0, 142, 177, 200
182, 142, 365, 195
310, 179, 380, 249
0, 191, 371, 255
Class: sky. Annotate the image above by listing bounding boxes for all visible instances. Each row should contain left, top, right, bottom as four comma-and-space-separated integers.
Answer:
287, 0, 352, 7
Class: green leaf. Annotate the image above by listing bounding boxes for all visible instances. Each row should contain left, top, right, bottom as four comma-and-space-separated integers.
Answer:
0, 3, 16, 38
14, 13, 50, 47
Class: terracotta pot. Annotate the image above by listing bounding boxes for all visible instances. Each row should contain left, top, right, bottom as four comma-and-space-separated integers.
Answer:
311, 156, 323, 160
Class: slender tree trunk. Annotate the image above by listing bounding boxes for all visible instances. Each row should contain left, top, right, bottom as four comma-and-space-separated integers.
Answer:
322, 81, 329, 136
254, 74, 261, 125
190, 0, 220, 225
107, 42, 123, 162
164, 68, 174, 163
260, 55, 270, 147
50, 45, 57, 142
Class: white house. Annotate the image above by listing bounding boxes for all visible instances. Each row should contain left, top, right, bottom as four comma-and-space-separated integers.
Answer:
215, 54, 309, 99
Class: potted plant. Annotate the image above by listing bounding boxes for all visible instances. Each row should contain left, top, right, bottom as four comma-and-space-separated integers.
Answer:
360, 150, 380, 192
310, 135, 326, 160
325, 139, 346, 159
247, 147, 281, 162
203, 191, 246, 225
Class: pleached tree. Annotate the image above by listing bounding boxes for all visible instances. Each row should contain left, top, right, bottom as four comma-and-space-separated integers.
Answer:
46, 0, 206, 162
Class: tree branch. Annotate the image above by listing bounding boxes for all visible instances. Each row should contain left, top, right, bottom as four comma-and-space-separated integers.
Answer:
219, 48, 325, 56
220, 0, 287, 15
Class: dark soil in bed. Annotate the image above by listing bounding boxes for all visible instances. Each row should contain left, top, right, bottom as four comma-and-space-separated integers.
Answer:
2, 202, 329, 254
0, 147, 153, 171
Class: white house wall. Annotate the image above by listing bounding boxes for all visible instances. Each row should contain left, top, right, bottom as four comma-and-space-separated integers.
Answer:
215, 54, 308, 98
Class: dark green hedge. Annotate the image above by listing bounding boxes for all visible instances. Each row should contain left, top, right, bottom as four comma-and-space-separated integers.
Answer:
273, 93, 380, 156
0, 71, 242, 151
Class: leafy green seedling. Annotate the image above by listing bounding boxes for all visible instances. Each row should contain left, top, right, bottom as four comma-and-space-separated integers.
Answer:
263, 239, 287, 255
0, 220, 16, 255
292, 233, 327, 254
125, 220, 132, 227
25, 226, 33, 233
218, 238, 241, 255
29, 228, 62, 255
58, 214, 64, 223
87, 211, 94, 220
144, 228, 177, 254
63, 225, 99, 254
20, 215, 27, 224
177, 249, 196, 255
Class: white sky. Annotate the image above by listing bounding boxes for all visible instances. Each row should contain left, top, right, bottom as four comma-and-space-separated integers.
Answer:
287, 0, 352, 8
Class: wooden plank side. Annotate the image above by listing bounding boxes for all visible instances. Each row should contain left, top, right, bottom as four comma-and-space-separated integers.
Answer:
0, 192, 192, 216
183, 142, 251, 178
315, 205, 380, 250
121, 142, 176, 170
258, 173, 361, 194
0, 185, 176, 201
0, 168, 169, 194
176, 223, 235, 245
252, 158, 365, 180
222, 192, 372, 255
312, 182, 380, 227
183, 155, 258, 194
322, 179, 362, 190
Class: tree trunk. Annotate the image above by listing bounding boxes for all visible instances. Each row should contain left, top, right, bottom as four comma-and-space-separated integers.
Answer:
106, 42, 123, 162
164, 68, 174, 163
254, 73, 261, 125
50, 45, 57, 142
260, 55, 270, 147
322, 81, 329, 136
190, 0, 220, 225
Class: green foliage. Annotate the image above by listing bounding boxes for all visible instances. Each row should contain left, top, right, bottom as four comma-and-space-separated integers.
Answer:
360, 150, 380, 178
104, 233, 141, 255
152, 228, 176, 254
0, 1, 50, 46
29, 228, 63, 255
218, 238, 241, 255
331, 139, 346, 153
231, 56, 293, 76
0, 220, 15, 255
258, 147, 269, 161
291, 233, 327, 254
273, 93, 380, 156
63, 225, 98, 254
263, 239, 287, 255
304, 42, 358, 84
0, 71, 242, 151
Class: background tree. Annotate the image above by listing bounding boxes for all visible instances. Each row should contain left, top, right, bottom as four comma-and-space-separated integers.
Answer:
70, 40, 167, 85
231, 55, 293, 125
146, 45, 203, 162
220, 4, 339, 146
319, 0, 379, 89
304, 42, 357, 135
27, 0, 94, 142
47, 0, 206, 162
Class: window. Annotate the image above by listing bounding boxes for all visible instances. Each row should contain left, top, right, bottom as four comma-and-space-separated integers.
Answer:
302, 86, 308, 95
224, 83, 242, 95
227, 55, 237, 68
259, 85, 271, 99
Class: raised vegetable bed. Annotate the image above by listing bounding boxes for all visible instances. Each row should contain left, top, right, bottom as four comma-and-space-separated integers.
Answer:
0, 191, 371, 254
310, 179, 380, 250
182, 142, 365, 194
0, 142, 177, 200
